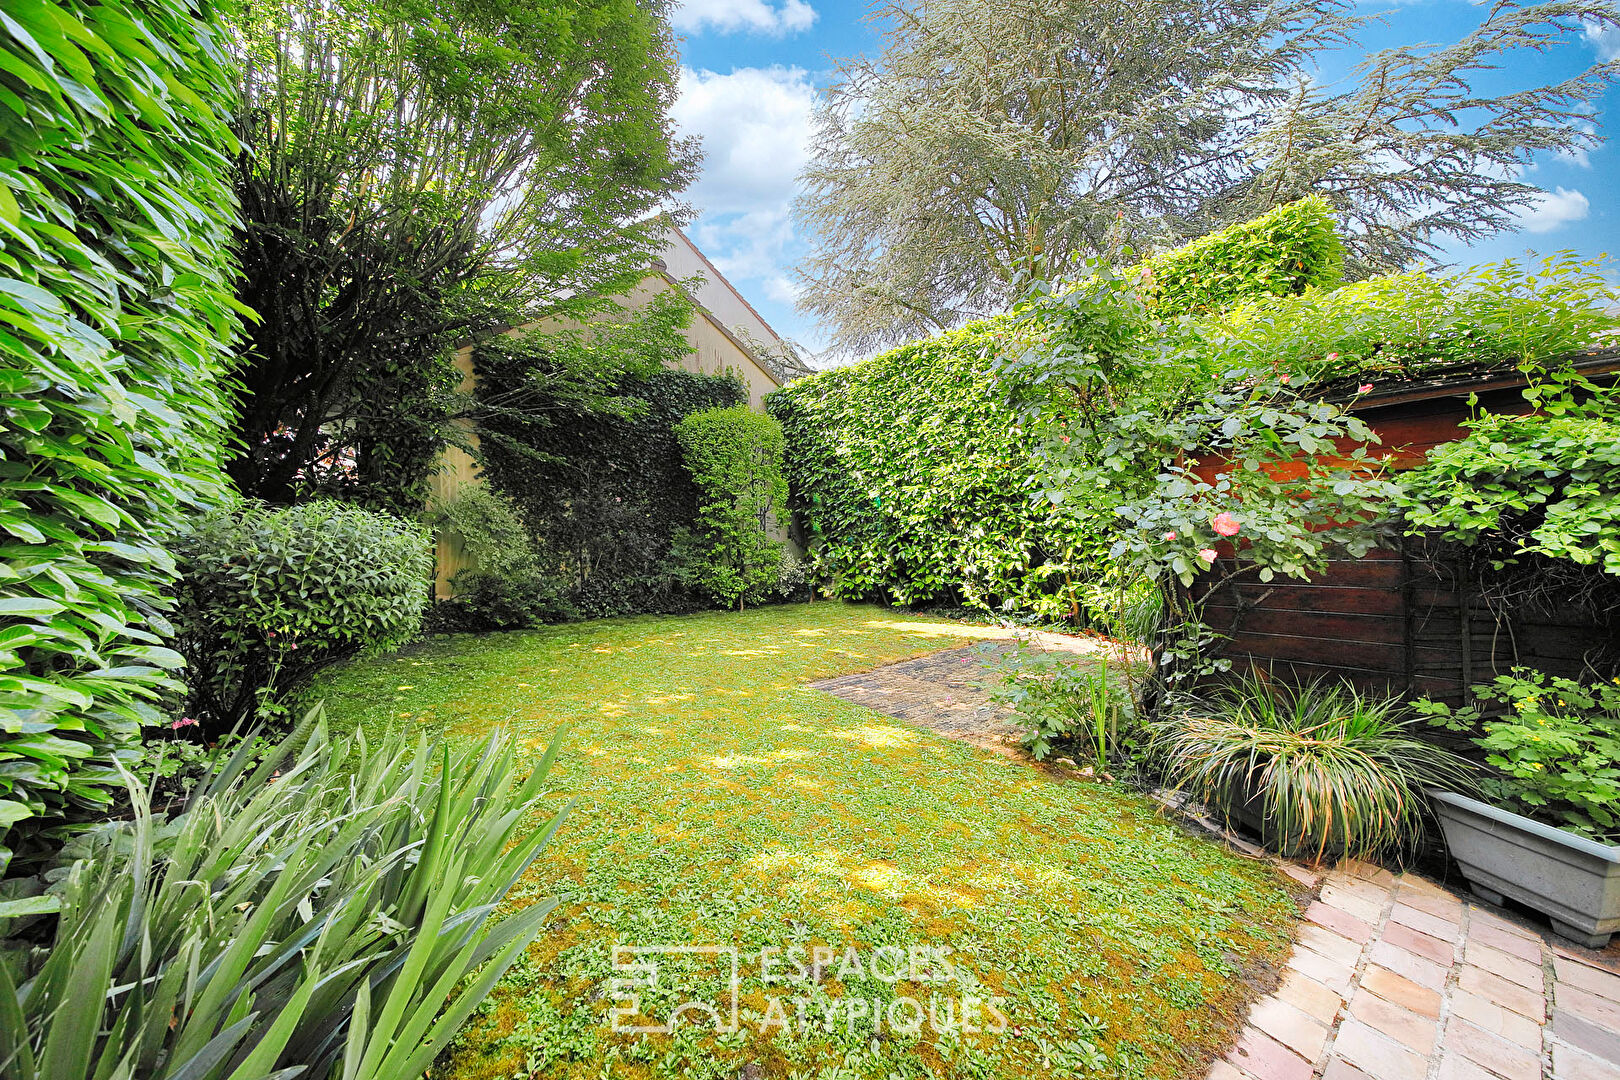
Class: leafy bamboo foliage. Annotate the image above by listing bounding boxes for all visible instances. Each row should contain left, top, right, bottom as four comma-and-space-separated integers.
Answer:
0, 707, 570, 1080
673, 406, 789, 610
0, 0, 242, 862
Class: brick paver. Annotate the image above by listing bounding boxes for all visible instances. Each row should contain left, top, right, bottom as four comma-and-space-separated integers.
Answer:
1207, 860, 1620, 1080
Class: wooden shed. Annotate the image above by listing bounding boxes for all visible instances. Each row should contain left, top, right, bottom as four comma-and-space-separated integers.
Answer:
1190, 349, 1620, 704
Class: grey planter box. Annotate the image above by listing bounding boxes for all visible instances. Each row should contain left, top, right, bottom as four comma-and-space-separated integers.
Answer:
1429, 789, 1620, 948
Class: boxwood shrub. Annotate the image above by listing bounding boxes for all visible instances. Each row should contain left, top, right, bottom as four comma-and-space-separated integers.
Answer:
171, 501, 432, 733
0, 0, 242, 859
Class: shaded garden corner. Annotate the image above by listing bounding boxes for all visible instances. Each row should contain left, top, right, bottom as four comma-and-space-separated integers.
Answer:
313, 602, 1303, 1080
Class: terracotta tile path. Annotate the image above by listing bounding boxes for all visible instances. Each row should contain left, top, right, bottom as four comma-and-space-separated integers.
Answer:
1213, 859, 1620, 1080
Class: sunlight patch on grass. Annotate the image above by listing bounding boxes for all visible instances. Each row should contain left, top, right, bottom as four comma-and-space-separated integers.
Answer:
312, 602, 1299, 1080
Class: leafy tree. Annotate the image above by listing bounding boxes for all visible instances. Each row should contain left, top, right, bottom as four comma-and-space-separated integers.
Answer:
673, 407, 789, 610
225, 0, 697, 508
796, 0, 1619, 351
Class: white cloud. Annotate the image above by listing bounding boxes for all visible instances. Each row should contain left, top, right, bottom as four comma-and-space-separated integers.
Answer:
671, 0, 816, 36
1513, 187, 1591, 234
1585, 20, 1620, 61
672, 66, 817, 215
670, 65, 823, 344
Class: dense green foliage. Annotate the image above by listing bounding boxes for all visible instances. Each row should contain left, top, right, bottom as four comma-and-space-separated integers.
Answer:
0, 707, 568, 1079
1396, 377, 1620, 585
1141, 198, 1343, 318
673, 406, 789, 610
171, 502, 432, 734
1192, 254, 1620, 385
1157, 675, 1472, 860
430, 489, 573, 630
796, 0, 1619, 350
769, 321, 1105, 616
773, 203, 1354, 621
1416, 669, 1620, 839
224, 0, 697, 508
0, 0, 242, 860
475, 314, 746, 618
998, 253, 1619, 687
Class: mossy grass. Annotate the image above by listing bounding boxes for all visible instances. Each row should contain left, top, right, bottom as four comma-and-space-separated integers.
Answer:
314, 602, 1300, 1079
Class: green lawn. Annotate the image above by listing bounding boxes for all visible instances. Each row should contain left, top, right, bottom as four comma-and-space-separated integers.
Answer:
314, 602, 1300, 1080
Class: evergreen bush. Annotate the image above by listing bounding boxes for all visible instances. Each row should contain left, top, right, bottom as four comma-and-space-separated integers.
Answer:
673, 406, 789, 610
0, 0, 242, 861
171, 502, 432, 734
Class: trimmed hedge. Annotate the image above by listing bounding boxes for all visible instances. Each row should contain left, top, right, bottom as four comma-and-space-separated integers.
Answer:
673, 405, 788, 610
768, 322, 1103, 615
770, 203, 1347, 618
1142, 197, 1344, 317
171, 501, 433, 734
0, 0, 242, 858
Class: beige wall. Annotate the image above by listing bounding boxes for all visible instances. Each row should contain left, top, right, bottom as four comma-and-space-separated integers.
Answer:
428, 274, 786, 597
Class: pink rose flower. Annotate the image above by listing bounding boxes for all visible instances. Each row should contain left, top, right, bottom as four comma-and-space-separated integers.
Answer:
1326, 352, 1340, 362
1163, 530, 1177, 541
1278, 374, 1290, 385
1198, 548, 1218, 563
1357, 382, 1373, 394
1212, 512, 1241, 537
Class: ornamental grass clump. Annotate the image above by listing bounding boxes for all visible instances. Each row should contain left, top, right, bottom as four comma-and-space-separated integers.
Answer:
0, 706, 569, 1080
1157, 673, 1472, 862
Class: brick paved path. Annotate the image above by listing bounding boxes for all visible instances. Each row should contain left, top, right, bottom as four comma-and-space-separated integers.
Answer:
1215, 860, 1620, 1080
810, 631, 1126, 754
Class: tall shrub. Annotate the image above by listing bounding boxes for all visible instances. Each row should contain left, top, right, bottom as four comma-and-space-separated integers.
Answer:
171, 502, 432, 734
673, 406, 788, 610
0, 0, 242, 858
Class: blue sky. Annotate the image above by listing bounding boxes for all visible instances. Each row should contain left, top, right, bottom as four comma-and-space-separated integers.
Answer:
667, 0, 1620, 354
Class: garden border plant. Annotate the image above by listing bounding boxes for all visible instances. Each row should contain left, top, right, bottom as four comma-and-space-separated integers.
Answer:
0, 705, 570, 1079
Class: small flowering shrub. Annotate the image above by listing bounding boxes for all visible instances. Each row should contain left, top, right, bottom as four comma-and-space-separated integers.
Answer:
171, 500, 432, 734
1415, 669, 1620, 839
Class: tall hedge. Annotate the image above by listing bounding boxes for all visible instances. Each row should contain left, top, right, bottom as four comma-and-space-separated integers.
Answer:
1141, 197, 1344, 317
0, 0, 242, 857
770, 203, 1347, 617
768, 322, 1104, 615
